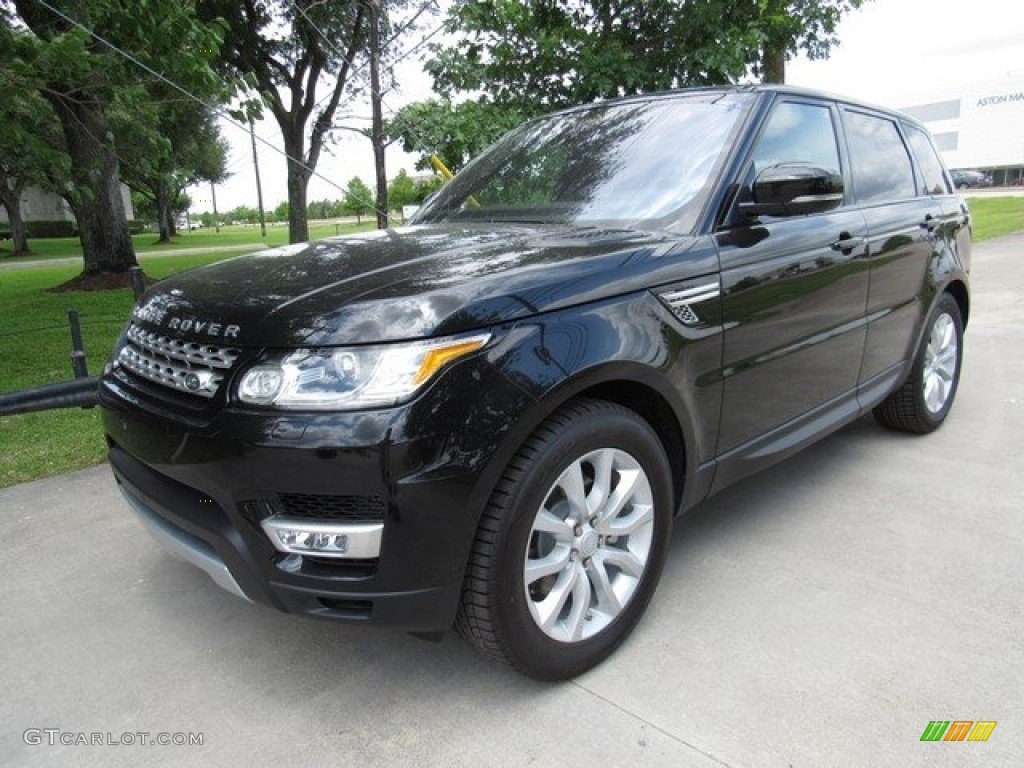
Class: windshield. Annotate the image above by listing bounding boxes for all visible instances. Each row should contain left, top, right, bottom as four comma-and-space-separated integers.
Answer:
412, 92, 753, 233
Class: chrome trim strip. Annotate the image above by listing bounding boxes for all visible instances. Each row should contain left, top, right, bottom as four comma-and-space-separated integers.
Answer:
119, 486, 252, 602
660, 282, 721, 304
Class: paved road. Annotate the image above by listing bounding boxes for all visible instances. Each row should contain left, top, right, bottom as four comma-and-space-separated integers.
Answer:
2, 234, 1022, 767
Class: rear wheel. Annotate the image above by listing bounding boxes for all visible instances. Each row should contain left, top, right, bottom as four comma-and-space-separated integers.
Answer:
874, 293, 963, 434
456, 398, 673, 680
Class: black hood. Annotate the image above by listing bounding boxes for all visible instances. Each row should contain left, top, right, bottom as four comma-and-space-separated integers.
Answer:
131, 224, 702, 347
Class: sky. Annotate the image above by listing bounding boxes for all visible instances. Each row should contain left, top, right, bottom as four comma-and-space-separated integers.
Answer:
191, 0, 1024, 214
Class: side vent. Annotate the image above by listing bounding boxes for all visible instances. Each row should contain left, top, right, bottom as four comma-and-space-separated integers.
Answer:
657, 282, 721, 326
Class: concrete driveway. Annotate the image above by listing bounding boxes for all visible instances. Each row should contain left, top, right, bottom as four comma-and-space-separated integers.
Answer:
3, 234, 1022, 767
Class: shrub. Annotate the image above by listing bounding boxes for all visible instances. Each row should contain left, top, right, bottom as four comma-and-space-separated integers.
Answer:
25, 220, 78, 238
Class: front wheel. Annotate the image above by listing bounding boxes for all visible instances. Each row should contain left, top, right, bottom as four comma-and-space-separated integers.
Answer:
874, 293, 964, 434
456, 399, 673, 680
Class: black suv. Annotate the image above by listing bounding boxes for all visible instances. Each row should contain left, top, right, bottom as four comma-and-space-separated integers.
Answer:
100, 86, 970, 680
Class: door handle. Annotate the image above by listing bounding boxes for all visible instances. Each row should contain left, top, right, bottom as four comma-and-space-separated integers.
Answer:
919, 214, 941, 231
830, 232, 866, 255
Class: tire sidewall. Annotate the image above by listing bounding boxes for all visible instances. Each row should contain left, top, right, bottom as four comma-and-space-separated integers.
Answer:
490, 406, 673, 679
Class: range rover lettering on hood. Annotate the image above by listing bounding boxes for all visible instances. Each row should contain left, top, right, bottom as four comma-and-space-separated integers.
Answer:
132, 304, 242, 339
164, 317, 241, 339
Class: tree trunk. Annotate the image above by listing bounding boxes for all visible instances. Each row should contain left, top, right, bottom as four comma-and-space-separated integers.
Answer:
46, 94, 137, 274
0, 176, 30, 256
762, 45, 786, 84
369, 0, 389, 229
13, 0, 135, 273
155, 183, 172, 243
283, 127, 311, 244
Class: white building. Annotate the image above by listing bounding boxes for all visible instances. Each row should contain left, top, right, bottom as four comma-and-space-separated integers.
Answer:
0, 184, 134, 226
896, 75, 1024, 185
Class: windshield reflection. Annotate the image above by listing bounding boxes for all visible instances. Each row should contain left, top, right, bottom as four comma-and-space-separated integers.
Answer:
414, 93, 753, 233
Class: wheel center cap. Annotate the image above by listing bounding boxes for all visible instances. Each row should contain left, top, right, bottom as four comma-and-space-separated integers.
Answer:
578, 530, 599, 558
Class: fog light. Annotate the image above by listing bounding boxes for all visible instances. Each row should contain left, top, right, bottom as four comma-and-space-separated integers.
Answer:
260, 516, 382, 559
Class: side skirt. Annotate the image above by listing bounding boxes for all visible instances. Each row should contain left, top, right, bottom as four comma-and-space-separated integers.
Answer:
704, 363, 907, 499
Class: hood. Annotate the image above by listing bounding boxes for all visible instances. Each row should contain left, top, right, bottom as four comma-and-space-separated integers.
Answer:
131, 224, 704, 347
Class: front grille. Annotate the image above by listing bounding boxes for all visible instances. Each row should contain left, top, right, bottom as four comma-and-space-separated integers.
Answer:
118, 323, 241, 399
278, 493, 386, 522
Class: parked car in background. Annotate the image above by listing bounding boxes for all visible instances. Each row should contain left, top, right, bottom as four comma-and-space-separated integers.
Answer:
950, 169, 993, 189
100, 85, 971, 680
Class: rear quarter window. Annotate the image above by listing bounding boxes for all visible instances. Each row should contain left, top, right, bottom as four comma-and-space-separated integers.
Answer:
904, 124, 951, 196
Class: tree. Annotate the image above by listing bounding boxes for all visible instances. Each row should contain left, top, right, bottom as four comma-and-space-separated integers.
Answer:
0, 52, 69, 256
6, 0, 224, 279
114, 95, 230, 242
389, 98, 523, 173
751, 1, 868, 84
341, 177, 373, 223
429, 1, 868, 115
198, 0, 372, 244
386, 169, 418, 210
228, 205, 259, 225
272, 201, 290, 223
307, 198, 343, 220
414, 175, 443, 204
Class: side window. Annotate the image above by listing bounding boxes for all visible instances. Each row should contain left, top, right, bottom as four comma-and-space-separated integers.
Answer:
751, 102, 841, 176
844, 111, 916, 203
904, 125, 951, 196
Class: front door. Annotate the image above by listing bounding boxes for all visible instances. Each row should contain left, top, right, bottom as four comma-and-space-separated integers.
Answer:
714, 99, 870, 471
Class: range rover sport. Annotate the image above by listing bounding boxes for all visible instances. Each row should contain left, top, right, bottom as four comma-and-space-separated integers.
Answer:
100, 86, 971, 680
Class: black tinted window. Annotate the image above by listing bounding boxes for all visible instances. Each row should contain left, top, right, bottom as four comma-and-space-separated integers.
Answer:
905, 125, 950, 196
845, 111, 915, 203
751, 102, 840, 175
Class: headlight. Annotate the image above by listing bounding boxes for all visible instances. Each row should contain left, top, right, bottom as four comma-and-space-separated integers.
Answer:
236, 333, 490, 410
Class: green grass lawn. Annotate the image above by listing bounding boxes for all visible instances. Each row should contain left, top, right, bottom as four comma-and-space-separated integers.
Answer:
968, 197, 1024, 242
0, 220, 382, 262
1, 201, 1022, 488
0, 256, 255, 487
0, 221, 376, 487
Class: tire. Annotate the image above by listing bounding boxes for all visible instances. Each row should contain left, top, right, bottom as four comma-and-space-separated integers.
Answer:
873, 293, 963, 434
456, 398, 673, 680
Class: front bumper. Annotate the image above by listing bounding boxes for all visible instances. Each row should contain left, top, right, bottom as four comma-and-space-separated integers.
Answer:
99, 351, 533, 631
120, 483, 252, 603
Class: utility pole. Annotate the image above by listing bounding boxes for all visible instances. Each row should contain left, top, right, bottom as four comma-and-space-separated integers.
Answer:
368, 0, 389, 229
250, 119, 267, 238
210, 181, 220, 234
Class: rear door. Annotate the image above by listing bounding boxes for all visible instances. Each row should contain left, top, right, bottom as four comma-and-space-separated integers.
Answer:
841, 109, 958, 386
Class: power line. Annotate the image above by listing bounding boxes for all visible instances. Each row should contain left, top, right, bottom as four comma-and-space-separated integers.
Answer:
33, 0, 360, 207
32, 0, 451, 222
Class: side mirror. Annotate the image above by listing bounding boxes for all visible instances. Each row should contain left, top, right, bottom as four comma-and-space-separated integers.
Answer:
738, 163, 843, 218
